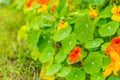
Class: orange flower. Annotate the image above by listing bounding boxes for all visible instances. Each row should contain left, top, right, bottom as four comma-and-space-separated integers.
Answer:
103, 51, 120, 77
26, 0, 35, 8
104, 37, 120, 77
89, 9, 98, 18
37, 0, 51, 5
67, 0, 70, 4
69, 46, 82, 63
106, 37, 120, 55
56, 21, 68, 31
51, 0, 59, 12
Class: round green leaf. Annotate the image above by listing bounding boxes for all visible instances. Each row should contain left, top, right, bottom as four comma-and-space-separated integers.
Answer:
84, 52, 103, 74
54, 48, 67, 63
62, 33, 76, 54
57, 67, 72, 77
74, 14, 93, 43
101, 42, 110, 51
85, 38, 104, 49
107, 74, 120, 80
66, 68, 85, 80
39, 46, 55, 63
99, 21, 119, 37
46, 64, 62, 76
90, 72, 105, 80
84, 0, 105, 5
53, 26, 72, 42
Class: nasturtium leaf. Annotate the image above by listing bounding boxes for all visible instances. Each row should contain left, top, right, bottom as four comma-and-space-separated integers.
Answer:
84, 0, 105, 5
17, 26, 27, 41
100, 5, 112, 17
54, 48, 67, 63
99, 21, 119, 37
117, 28, 120, 36
62, 33, 76, 54
102, 56, 110, 70
39, 46, 55, 63
56, 0, 67, 14
74, 14, 93, 43
53, 26, 72, 42
31, 47, 40, 61
84, 52, 103, 74
85, 38, 104, 49
46, 64, 62, 76
101, 42, 110, 51
37, 33, 52, 52
81, 50, 88, 59
107, 74, 120, 80
66, 68, 85, 80
90, 72, 105, 80
57, 67, 72, 77
28, 29, 40, 50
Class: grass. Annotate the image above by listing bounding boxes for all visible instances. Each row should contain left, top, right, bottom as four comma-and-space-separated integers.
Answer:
0, 6, 41, 80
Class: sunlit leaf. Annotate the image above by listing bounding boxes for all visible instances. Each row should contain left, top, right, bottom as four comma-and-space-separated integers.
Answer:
84, 52, 103, 74
66, 68, 85, 80
74, 14, 93, 43
46, 64, 62, 76
85, 38, 104, 49
99, 21, 119, 37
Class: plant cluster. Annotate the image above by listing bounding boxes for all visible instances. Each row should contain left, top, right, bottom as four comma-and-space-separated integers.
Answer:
16, 0, 120, 80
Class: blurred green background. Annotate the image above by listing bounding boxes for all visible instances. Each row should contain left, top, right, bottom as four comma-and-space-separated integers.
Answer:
0, 0, 41, 80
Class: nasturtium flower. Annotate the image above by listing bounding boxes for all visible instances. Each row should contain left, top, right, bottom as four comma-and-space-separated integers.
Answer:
89, 9, 98, 18
106, 37, 120, 55
103, 51, 120, 77
56, 21, 68, 31
37, 0, 51, 5
69, 46, 82, 63
26, 0, 34, 8
51, 0, 59, 12
37, 5, 48, 13
103, 37, 120, 77
111, 6, 120, 22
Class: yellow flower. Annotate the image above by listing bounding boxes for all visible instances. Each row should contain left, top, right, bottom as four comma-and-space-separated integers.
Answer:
56, 21, 68, 31
21, 25, 27, 31
111, 6, 120, 22
103, 51, 120, 77
37, 5, 48, 13
89, 9, 98, 18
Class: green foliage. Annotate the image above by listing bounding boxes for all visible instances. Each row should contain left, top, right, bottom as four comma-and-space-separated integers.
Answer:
14, 0, 120, 80
84, 52, 103, 74
99, 21, 119, 37
74, 13, 94, 43
66, 68, 85, 80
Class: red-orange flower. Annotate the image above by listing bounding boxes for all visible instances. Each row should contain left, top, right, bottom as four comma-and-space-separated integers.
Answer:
37, 0, 51, 5
26, 0, 34, 8
69, 46, 82, 63
103, 36, 120, 77
106, 37, 120, 55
